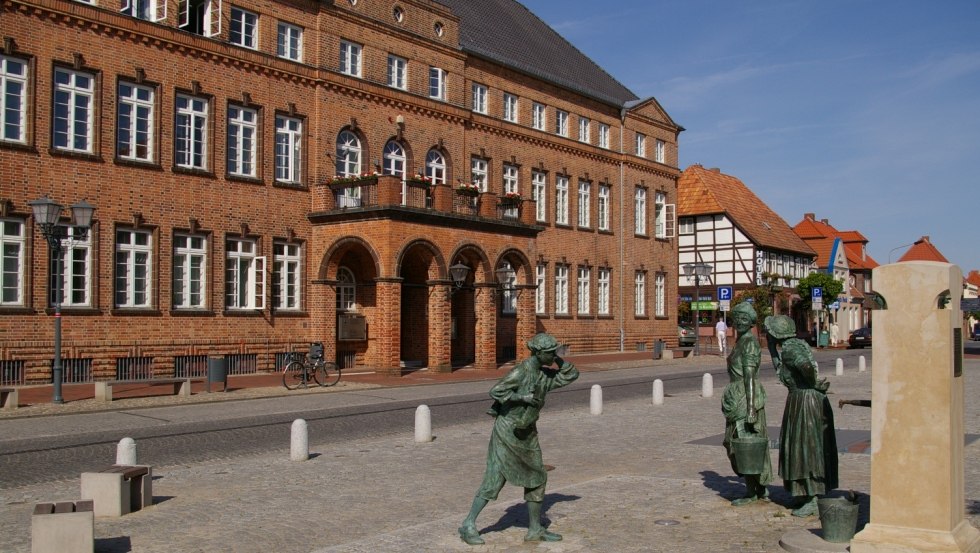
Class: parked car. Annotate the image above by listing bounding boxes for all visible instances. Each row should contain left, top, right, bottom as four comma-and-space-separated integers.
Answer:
678, 325, 696, 347
848, 327, 872, 349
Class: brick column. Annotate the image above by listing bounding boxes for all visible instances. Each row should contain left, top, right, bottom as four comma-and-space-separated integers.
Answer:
474, 285, 497, 370
373, 278, 402, 375
427, 280, 452, 372
309, 280, 337, 362
432, 183, 452, 212
516, 285, 537, 356
480, 192, 498, 218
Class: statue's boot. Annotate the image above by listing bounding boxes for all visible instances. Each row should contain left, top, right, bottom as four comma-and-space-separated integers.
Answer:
525, 529, 562, 542
731, 476, 762, 506
791, 496, 818, 517
525, 500, 562, 541
458, 524, 485, 545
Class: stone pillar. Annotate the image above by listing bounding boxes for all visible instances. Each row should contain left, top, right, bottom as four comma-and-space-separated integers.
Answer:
474, 286, 497, 370
851, 262, 980, 553
427, 280, 452, 373
373, 278, 403, 376
309, 280, 337, 362
516, 286, 537, 357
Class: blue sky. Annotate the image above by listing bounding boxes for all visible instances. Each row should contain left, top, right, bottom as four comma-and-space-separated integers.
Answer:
522, 0, 980, 273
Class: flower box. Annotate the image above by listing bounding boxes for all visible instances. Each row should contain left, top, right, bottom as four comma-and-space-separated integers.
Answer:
455, 184, 482, 197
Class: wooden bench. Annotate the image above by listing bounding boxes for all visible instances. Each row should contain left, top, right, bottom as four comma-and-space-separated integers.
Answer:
0, 386, 18, 410
94, 377, 192, 402
32, 500, 94, 553
80, 465, 152, 517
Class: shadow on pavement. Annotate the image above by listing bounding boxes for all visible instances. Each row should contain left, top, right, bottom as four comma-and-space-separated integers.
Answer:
478, 492, 581, 535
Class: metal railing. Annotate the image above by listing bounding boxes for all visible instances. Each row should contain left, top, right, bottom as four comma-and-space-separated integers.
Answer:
116, 356, 154, 380
1, 360, 25, 386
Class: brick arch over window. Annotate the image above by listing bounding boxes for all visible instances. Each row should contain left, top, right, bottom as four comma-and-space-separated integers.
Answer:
383, 136, 414, 176
424, 147, 451, 185
335, 127, 370, 177
394, 238, 447, 282
318, 236, 381, 282
495, 248, 533, 286
448, 243, 491, 285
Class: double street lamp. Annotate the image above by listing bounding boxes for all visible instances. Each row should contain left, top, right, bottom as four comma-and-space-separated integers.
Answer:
683, 262, 713, 356
29, 196, 96, 404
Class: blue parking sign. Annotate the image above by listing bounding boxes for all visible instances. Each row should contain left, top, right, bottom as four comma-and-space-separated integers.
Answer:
812, 288, 823, 300
718, 286, 733, 301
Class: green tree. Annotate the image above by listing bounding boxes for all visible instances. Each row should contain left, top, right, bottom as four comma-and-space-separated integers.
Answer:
797, 273, 845, 312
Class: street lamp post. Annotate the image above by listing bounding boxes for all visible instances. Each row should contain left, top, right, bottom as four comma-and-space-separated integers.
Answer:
683, 262, 713, 356
29, 197, 95, 404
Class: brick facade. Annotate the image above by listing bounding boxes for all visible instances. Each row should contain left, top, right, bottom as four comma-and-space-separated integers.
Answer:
0, 0, 681, 384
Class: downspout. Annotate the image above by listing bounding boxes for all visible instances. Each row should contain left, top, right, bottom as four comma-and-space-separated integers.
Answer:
619, 106, 627, 352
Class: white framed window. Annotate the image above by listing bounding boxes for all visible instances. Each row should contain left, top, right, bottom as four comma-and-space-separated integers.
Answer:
598, 184, 610, 231
532, 170, 546, 222
503, 93, 518, 123
273, 241, 301, 310
173, 233, 207, 309
336, 266, 355, 311
554, 264, 568, 315
387, 55, 407, 90
597, 268, 610, 315
500, 261, 517, 314
426, 149, 446, 185
340, 40, 362, 77
429, 67, 446, 100
275, 115, 302, 183
577, 179, 590, 228
121, 0, 167, 21
655, 139, 666, 163
0, 56, 28, 144
230, 7, 258, 49
555, 175, 569, 225
635, 132, 646, 156
470, 156, 487, 191
655, 273, 665, 317
53, 68, 95, 153
578, 116, 590, 143
598, 123, 609, 148
532, 102, 545, 130
577, 266, 590, 315
471, 83, 487, 114
225, 237, 265, 310
679, 217, 694, 235
117, 82, 154, 162
654, 191, 675, 238
555, 109, 568, 137
277, 23, 303, 61
634, 271, 646, 317
52, 226, 92, 307
335, 129, 361, 177
634, 187, 647, 235
503, 163, 519, 218
0, 219, 26, 306
179, 0, 221, 37
535, 263, 546, 314
227, 105, 257, 177
115, 229, 153, 308
175, 93, 208, 170
383, 140, 406, 179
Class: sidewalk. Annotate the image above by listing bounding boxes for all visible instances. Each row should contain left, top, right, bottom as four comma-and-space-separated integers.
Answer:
1, 357, 978, 552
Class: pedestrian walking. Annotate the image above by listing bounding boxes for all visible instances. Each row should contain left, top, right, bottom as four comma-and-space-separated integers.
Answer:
716, 318, 729, 355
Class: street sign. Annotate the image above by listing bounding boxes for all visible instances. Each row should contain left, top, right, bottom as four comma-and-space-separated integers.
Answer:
691, 301, 717, 310
962, 298, 980, 311
717, 286, 733, 301
720, 300, 731, 311
812, 288, 823, 300
813, 299, 823, 310
830, 301, 840, 310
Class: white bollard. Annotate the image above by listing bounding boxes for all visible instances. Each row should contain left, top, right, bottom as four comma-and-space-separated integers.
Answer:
116, 437, 137, 465
859, 355, 867, 372
652, 379, 664, 406
836, 358, 844, 376
290, 419, 309, 461
590, 384, 603, 415
701, 373, 713, 398
414, 405, 433, 443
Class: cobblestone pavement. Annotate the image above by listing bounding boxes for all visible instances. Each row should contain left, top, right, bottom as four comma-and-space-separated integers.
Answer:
2, 358, 978, 552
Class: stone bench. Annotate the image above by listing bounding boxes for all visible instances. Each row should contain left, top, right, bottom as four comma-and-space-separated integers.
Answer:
0, 386, 18, 410
80, 465, 152, 517
32, 500, 93, 553
94, 377, 192, 402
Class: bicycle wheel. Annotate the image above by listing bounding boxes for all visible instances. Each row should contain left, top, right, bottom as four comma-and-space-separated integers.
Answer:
282, 361, 308, 390
314, 361, 341, 387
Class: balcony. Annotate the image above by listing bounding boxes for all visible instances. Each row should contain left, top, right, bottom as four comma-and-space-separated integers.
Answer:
310, 175, 539, 234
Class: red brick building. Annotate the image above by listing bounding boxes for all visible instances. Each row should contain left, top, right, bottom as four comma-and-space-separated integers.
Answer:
0, 0, 682, 385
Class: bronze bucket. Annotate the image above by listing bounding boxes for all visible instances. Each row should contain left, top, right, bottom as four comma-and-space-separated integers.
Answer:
818, 497, 859, 543
731, 435, 768, 475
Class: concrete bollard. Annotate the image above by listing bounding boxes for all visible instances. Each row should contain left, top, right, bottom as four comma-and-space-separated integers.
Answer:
414, 405, 432, 443
652, 379, 664, 405
701, 373, 713, 398
290, 419, 308, 461
836, 358, 844, 376
859, 355, 866, 372
590, 385, 603, 415
116, 437, 137, 466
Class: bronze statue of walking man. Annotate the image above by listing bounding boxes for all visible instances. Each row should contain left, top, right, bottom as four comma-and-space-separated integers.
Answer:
459, 333, 579, 545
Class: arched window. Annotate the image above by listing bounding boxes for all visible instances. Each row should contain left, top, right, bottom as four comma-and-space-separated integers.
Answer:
336, 267, 356, 312
425, 149, 446, 185
336, 130, 361, 177
383, 141, 406, 179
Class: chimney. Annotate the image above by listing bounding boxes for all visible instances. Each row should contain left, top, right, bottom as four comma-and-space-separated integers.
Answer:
804, 213, 815, 220
917, 235, 930, 243
820, 219, 829, 225
707, 167, 720, 173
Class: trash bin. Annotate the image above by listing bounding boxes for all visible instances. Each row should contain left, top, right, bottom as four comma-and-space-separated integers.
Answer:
207, 357, 227, 393
818, 330, 830, 348
653, 339, 665, 360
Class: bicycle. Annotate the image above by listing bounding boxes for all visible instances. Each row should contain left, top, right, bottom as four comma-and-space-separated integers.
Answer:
282, 342, 341, 390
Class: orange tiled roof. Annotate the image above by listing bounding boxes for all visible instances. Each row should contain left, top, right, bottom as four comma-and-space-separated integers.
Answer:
967, 270, 980, 288
677, 165, 814, 256
805, 237, 838, 270
843, 242, 879, 271
792, 213, 880, 271
898, 236, 950, 263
